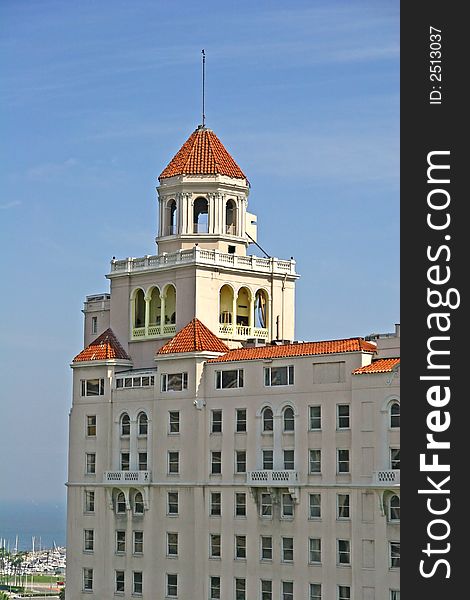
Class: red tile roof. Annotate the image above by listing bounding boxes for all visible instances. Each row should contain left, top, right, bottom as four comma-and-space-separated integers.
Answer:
159, 127, 247, 181
208, 338, 377, 363
73, 328, 131, 362
157, 318, 230, 355
353, 358, 400, 374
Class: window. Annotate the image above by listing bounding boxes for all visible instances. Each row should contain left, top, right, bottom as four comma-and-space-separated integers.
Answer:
389, 495, 400, 521
390, 541, 400, 568
91, 316, 98, 334
337, 404, 350, 429
210, 576, 221, 600
116, 492, 126, 514
261, 493, 272, 517
161, 372, 188, 392
262, 449, 273, 470
116, 530, 126, 553
338, 586, 351, 600
262, 407, 274, 432
138, 412, 148, 436
116, 375, 155, 389
309, 405, 321, 430
120, 413, 130, 436
235, 492, 246, 517
390, 402, 400, 428
309, 449, 321, 473
235, 450, 246, 473
309, 538, 321, 563
337, 539, 351, 565
121, 452, 130, 471
282, 537, 294, 562
115, 570, 125, 593
211, 410, 222, 433
167, 573, 177, 597
81, 378, 104, 396
168, 451, 179, 474
282, 581, 294, 600
86, 415, 96, 437
283, 406, 295, 431
390, 448, 400, 470
283, 449, 295, 470
390, 591, 400, 600
337, 449, 350, 473
134, 492, 144, 514
169, 411, 180, 433
167, 532, 178, 556
210, 534, 221, 558
309, 493, 321, 519
216, 369, 244, 389
168, 491, 178, 515
84, 490, 95, 513
337, 494, 350, 519
261, 536, 273, 560
235, 535, 246, 559
210, 492, 221, 516
133, 531, 143, 554
261, 580, 272, 600
85, 453, 96, 474
310, 584, 321, 600
138, 452, 147, 471
236, 408, 247, 432
211, 451, 222, 475
84, 529, 94, 552
194, 197, 209, 233
83, 568, 93, 591
264, 365, 294, 386
133, 571, 142, 595
281, 493, 294, 518
235, 578, 246, 600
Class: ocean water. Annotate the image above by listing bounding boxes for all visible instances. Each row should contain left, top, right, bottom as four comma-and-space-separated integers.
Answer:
0, 501, 66, 551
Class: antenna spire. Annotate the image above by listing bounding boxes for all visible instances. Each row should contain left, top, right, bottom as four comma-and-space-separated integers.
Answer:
201, 49, 206, 127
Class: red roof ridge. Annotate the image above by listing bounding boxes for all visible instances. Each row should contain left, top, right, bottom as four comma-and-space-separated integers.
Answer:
352, 357, 400, 374
157, 318, 229, 355
73, 328, 131, 363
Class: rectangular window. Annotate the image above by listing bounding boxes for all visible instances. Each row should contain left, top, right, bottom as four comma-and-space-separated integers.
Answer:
235, 492, 246, 517
168, 451, 179, 474
210, 492, 221, 516
211, 451, 222, 475
236, 450, 246, 473
264, 365, 294, 386
91, 316, 98, 334
337, 494, 350, 519
121, 452, 130, 471
116, 530, 126, 553
161, 372, 188, 392
282, 581, 294, 600
115, 570, 125, 593
309, 405, 321, 430
83, 568, 93, 591
261, 536, 272, 560
167, 492, 178, 515
235, 535, 246, 559
309, 538, 321, 564
210, 576, 221, 600
390, 541, 400, 568
281, 493, 294, 518
260, 493, 272, 517
167, 573, 177, 597
210, 534, 221, 558
337, 404, 350, 429
310, 583, 322, 600
83, 529, 94, 552
390, 591, 400, 600
133, 531, 143, 554
338, 586, 351, 600
309, 493, 321, 519
261, 580, 272, 600
337, 449, 350, 474
84, 490, 95, 513
85, 453, 96, 474
337, 539, 351, 565
81, 378, 104, 396
138, 452, 147, 471
216, 369, 244, 389
262, 449, 273, 470
390, 448, 400, 470
167, 532, 178, 556
169, 411, 180, 433
133, 571, 142, 595
309, 449, 321, 473
86, 415, 96, 437
116, 375, 155, 389
235, 578, 246, 600
236, 408, 247, 432
283, 449, 295, 470
211, 409, 222, 433
282, 537, 294, 562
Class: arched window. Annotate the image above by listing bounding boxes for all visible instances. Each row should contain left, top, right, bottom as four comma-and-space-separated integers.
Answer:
167, 199, 177, 235
193, 197, 209, 233
254, 289, 268, 330
163, 284, 176, 326
149, 287, 161, 327
116, 491, 126, 514
283, 407, 295, 432
138, 412, 148, 436
133, 289, 145, 328
389, 495, 400, 522
219, 285, 234, 326
225, 199, 237, 235
390, 402, 400, 428
262, 407, 273, 432
121, 413, 130, 437
134, 492, 144, 514
236, 287, 251, 327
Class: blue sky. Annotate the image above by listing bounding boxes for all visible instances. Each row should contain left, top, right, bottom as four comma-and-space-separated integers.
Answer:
0, 0, 399, 503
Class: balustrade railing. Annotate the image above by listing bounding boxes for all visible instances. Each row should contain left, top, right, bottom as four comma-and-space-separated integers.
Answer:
219, 324, 268, 340
104, 471, 151, 484
372, 470, 400, 485
247, 470, 298, 485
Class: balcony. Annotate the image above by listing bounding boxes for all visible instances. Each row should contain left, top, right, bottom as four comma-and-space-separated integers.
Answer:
219, 324, 269, 340
104, 471, 151, 485
247, 470, 298, 486
131, 324, 176, 340
372, 470, 400, 486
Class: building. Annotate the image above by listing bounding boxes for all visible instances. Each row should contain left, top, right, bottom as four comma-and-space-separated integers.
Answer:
66, 125, 400, 600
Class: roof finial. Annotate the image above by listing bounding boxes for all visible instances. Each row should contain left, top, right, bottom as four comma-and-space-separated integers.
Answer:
201, 49, 206, 128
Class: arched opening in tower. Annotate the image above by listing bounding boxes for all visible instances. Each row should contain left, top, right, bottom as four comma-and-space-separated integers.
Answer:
193, 197, 209, 233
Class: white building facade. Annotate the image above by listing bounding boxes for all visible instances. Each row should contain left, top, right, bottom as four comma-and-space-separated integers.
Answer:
66, 126, 400, 600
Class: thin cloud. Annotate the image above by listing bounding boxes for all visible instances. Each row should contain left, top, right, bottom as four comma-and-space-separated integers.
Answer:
0, 200, 22, 209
